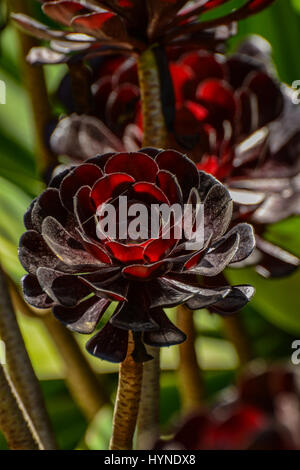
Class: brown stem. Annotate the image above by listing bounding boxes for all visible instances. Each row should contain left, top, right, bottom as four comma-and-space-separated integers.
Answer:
9, 0, 57, 177
222, 314, 253, 366
136, 347, 160, 449
110, 332, 143, 450
135, 47, 168, 446
43, 314, 110, 420
0, 366, 40, 450
9, 277, 110, 421
0, 265, 57, 449
176, 304, 204, 412
137, 47, 168, 148
219, 273, 253, 366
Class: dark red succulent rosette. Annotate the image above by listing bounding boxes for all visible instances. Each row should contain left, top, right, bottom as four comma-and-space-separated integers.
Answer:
11, 0, 275, 65
167, 38, 300, 278
155, 404, 296, 450
51, 37, 300, 279
155, 365, 300, 450
19, 149, 255, 363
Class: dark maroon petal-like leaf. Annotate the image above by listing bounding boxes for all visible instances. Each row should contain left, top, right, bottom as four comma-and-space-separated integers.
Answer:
132, 182, 170, 205
22, 274, 54, 309
36, 267, 91, 306
12, 13, 66, 40
110, 300, 159, 331
105, 83, 140, 135
81, 234, 113, 265
211, 285, 255, 314
19, 230, 59, 274
53, 296, 110, 333
147, 0, 187, 38
86, 322, 128, 363
31, 188, 68, 232
138, 147, 161, 159
79, 269, 129, 301
255, 236, 299, 279
51, 114, 124, 161
131, 332, 153, 363
60, 163, 103, 211
149, 277, 196, 308
225, 223, 255, 264
252, 192, 300, 225
27, 47, 68, 65
105, 152, 158, 182
165, 1, 276, 42
196, 79, 236, 122
185, 286, 231, 310
106, 241, 145, 263
156, 170, 183, 205
144, 307, 186, 347
23, 199, 36, 230
144, 237, 179, 265
71, 11, 130, 44
244, 71, 284, 127
198, 171, 220, 201
41, 216, 102, 268
122, 260, 171, 280
91, 173, 135, 208
74, 185, 96, 237
42, 1, 91, 26
180, 51, 224, 84
155, 150, 199, 200
204, 183, 233, 241
188, 232, 240, 276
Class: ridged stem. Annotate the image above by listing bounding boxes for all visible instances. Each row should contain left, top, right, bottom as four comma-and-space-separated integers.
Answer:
9, 277, 110, 421
136, 347, 160, 449
222, 315, 253, 366
137, 47, 168, 148
43, 315, 110, 420
0, 365, 40, 450
9, 0, 57, 178
176, 305, 204, 412
135, 47, 168, 448
110, 332, 143, 450
0, 265, 57, 449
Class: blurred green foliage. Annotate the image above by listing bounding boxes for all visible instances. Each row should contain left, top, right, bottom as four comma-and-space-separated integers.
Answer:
0, 0, 299, 449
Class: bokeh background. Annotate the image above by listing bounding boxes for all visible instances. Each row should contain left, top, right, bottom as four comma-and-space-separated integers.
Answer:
0, 0, 300, 450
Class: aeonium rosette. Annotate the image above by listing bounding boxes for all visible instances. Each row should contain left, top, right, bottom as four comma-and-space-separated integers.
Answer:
19, 149, 255, 363
52, 37, 300, 278
11, 0, 275, 65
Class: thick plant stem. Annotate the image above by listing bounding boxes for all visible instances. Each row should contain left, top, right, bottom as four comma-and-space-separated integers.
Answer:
176, 305, 204, 412
0, 265, 57, 449
222, 315, 253, 366
0, 366, 40, 450
136, 347, 160, 449
8, 277, 110, 421
219, 273, 253, 366
110, 332, 143, 450
43, 314, 110, 420
9, 0, 57, 178
136, 47, 168, 447
137, 47, 168, 148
